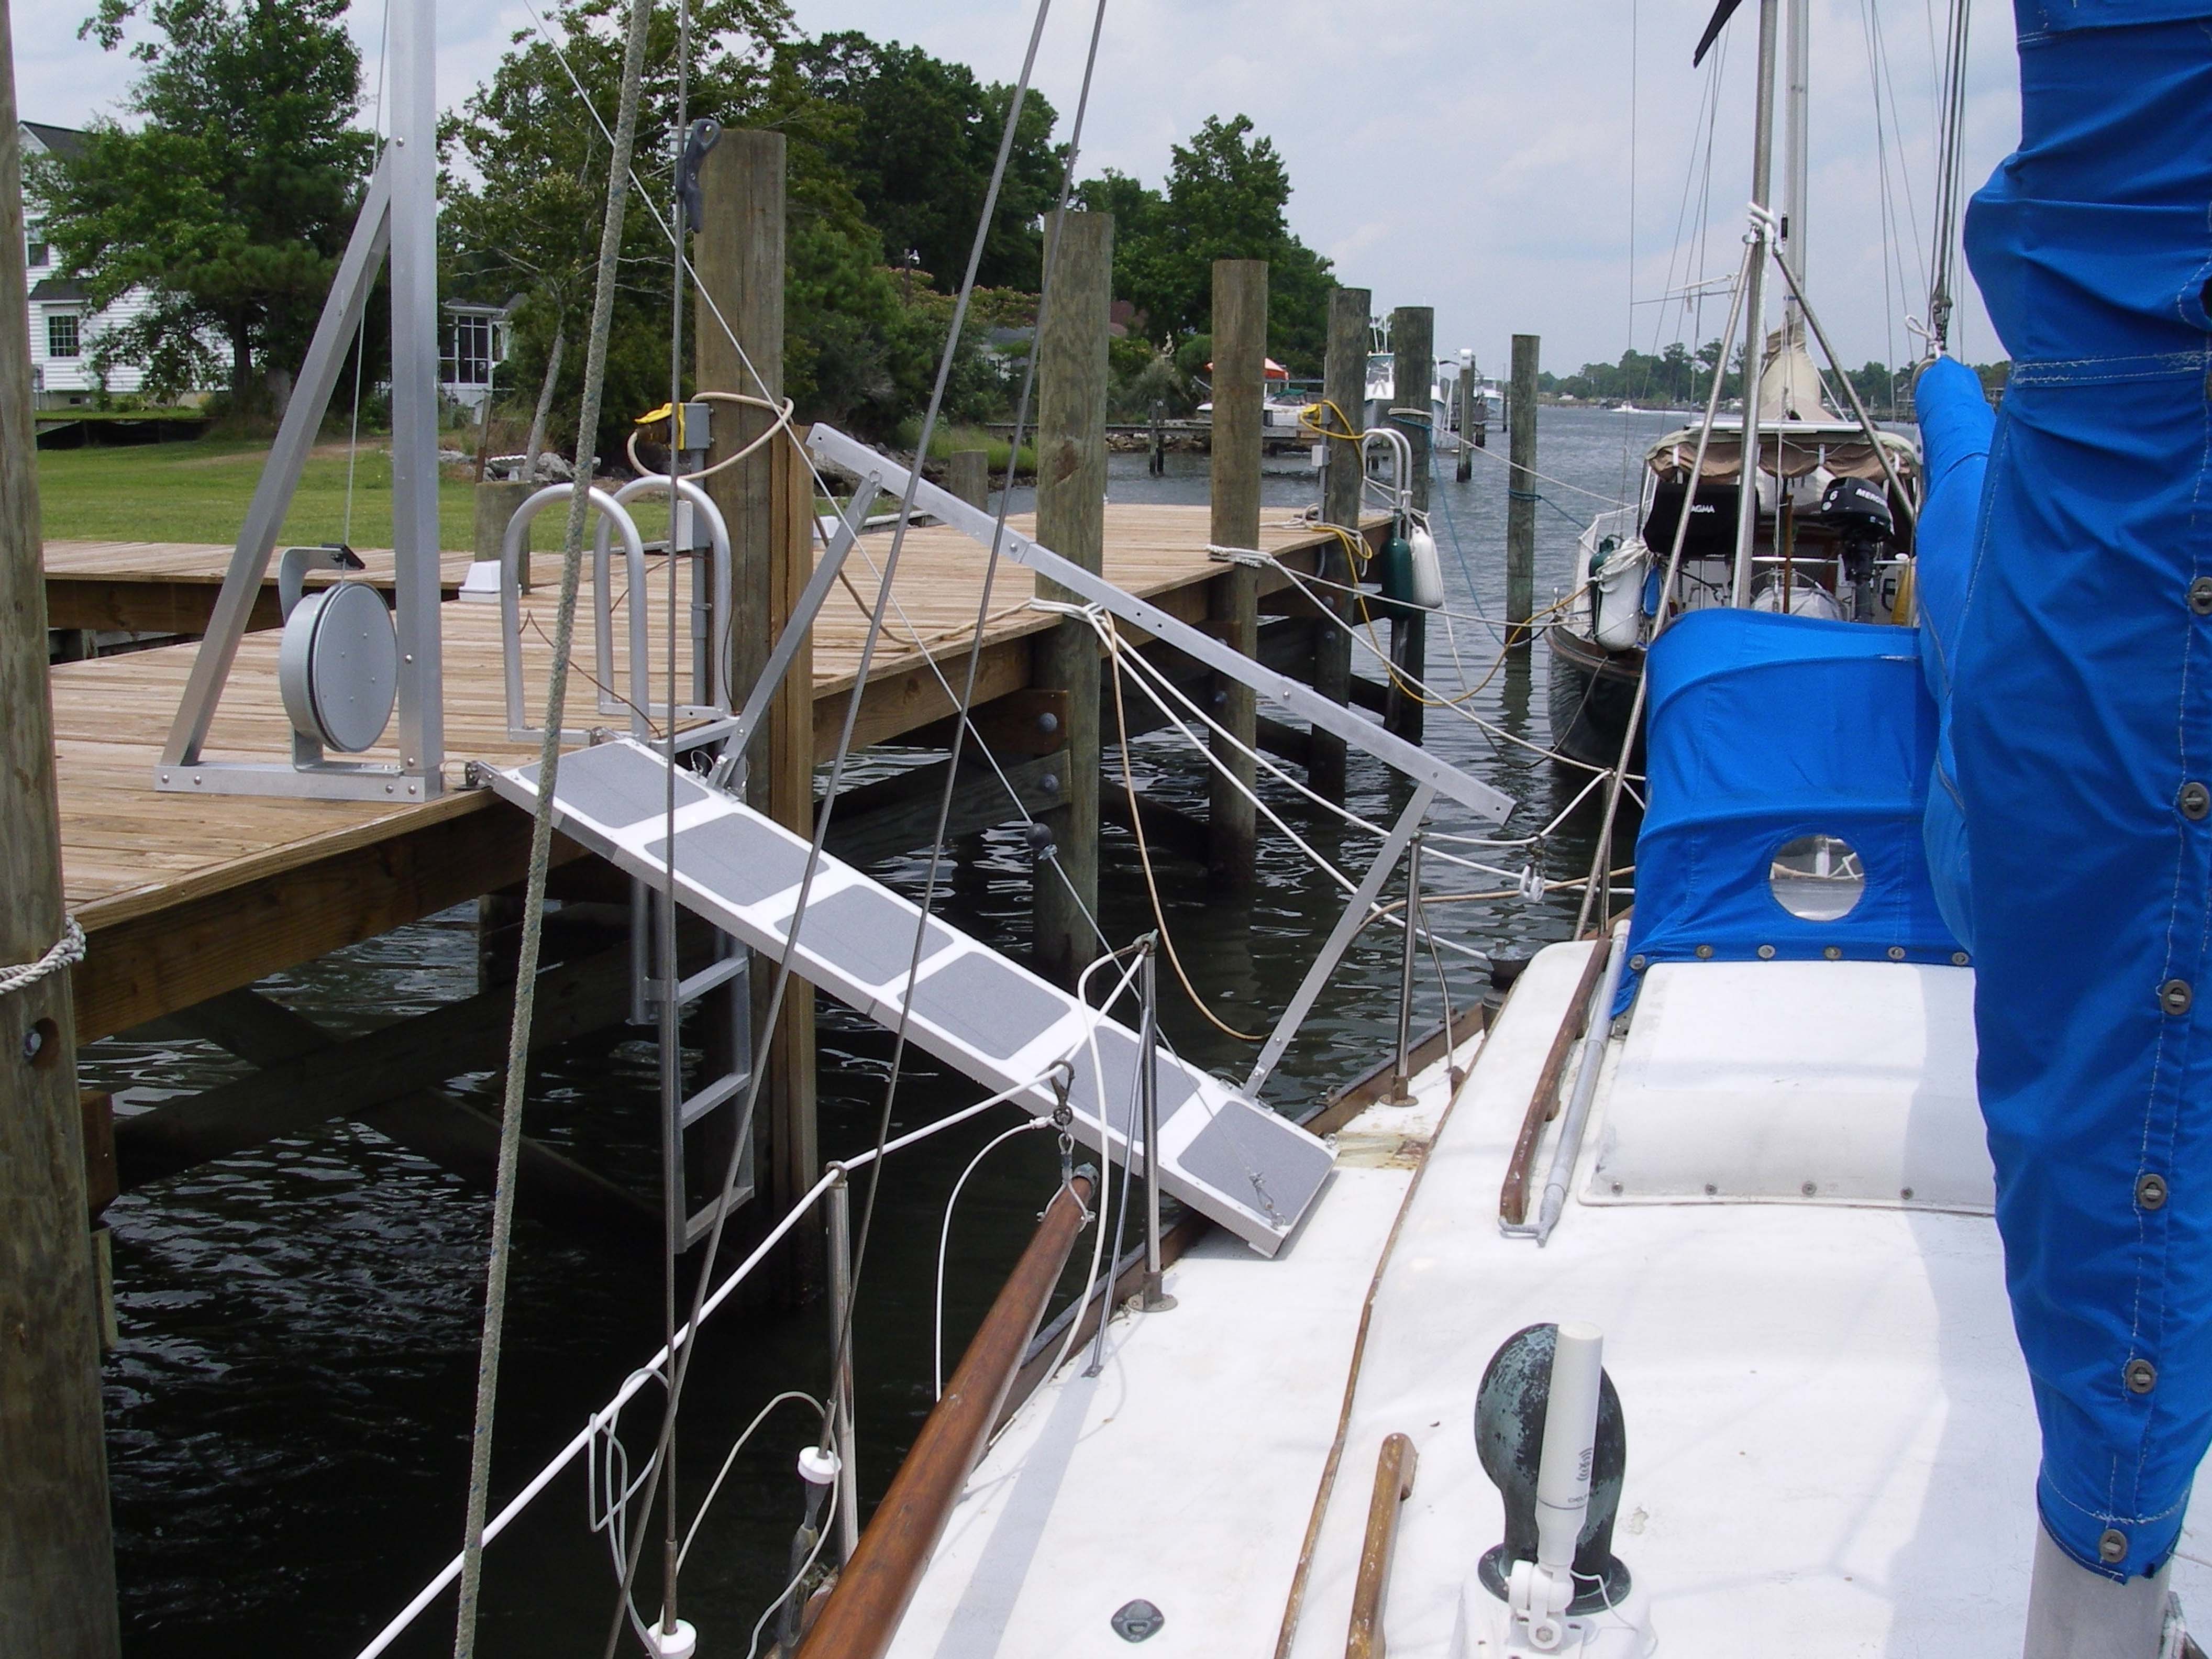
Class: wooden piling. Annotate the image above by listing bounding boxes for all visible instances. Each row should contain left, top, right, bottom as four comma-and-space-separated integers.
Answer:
0, 19, 123, 1650
1032, 210, 1112, 986
946, 448, 988, 511
1313, 286, 1370, 805
1386, 306, 1432, 743
696, 130, 816, 1237
1207, 259, 1265, 887
473, 479, 532, 589
1506, 333, 1540, 652
1456, 362, 1475, 481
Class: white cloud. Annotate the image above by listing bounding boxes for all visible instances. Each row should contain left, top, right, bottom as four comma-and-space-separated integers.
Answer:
14, 0, 2020, 370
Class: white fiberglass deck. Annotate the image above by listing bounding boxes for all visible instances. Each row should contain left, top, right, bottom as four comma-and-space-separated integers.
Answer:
883, 944, 2212, 1658
488, 737, 1332, 1254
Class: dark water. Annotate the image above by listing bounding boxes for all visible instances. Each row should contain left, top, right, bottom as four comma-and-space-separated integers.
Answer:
85, 406, 1682, 1656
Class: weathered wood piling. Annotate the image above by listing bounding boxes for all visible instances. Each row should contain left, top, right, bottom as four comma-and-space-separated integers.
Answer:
1313, 285, 1370, 805
0, 29, 122, 1650
1507, 332, 1540, 651
1031, 209, 1112, 985
1385, 304, 1432, 743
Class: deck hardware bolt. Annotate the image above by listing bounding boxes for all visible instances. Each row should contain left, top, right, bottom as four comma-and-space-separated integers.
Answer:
2191, 577, 2212, 615
1630, 955, 1646, 971
2183, 782, 2210, 820
1040, 773, 1059, 795
1823, 946, 1843, 961
1110, 1599, 1165, 1642
1901, 1187, 1915, 1200
1611, 1181, 1624, 1195
1888, 946, 1906, 961
2138, 1173, 2169, 1211
1801, 1181, 1818, 1197
1757, 945, 1775, 959
1037, 712, 1060, 735
2162, 978, 2194, 1015
2126, 1358, 2159, 1395
1695, 944, 1713, 960
1953, 952, 1971, 966
21, 1026, 43, 1063
1704, 1183, 1717, 1196
2100, 1529, 2129, 1563
385, 783, 395, 794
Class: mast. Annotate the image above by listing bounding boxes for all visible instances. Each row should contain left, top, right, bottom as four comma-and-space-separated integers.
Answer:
1782, 0, 1808, 323
1729, 0, 1780, 607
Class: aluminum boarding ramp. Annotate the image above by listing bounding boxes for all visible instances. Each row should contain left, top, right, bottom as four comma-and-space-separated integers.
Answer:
487, 737, 1333, 1255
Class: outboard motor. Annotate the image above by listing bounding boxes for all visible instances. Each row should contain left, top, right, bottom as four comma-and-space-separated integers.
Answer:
1815, 474, 1895, 622
1451, 1323, 1654, 1657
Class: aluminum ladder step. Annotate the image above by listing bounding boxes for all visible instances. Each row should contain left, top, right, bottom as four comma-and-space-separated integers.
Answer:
488, 737, 1332, 1255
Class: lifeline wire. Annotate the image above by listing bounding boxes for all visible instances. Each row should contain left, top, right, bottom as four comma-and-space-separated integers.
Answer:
450, 0, 658, 1651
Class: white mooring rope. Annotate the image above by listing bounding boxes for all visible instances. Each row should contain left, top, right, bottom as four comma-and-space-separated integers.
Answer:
0, 916, 85, 999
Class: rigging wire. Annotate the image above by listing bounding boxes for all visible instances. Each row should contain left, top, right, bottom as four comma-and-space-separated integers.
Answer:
451, 0, 660, 1652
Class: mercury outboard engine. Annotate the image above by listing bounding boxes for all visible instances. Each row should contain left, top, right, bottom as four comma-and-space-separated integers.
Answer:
1815, 474, 1895, 622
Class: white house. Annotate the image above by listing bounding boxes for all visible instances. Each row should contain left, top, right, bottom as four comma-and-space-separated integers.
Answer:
21, 121, 167, 408
439, 296, 516, 414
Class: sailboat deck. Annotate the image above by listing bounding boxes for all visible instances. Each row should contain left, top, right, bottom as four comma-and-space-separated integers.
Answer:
47, 505, 1359, 1041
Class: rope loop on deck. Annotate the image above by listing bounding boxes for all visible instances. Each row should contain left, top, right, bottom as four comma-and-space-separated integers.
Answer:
0, 916, 85, 1000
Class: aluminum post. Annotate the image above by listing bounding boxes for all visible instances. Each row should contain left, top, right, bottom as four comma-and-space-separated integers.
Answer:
1140, 941, 1174, 1312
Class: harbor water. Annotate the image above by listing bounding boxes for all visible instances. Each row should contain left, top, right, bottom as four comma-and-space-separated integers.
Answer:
85, 406, 1684, 1655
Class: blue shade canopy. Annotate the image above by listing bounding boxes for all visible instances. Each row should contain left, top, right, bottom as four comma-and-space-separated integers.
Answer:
1617, 607, 1962, 1014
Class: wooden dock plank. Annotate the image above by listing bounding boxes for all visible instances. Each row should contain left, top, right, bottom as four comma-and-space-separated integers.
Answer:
49, 506, 1375, 1038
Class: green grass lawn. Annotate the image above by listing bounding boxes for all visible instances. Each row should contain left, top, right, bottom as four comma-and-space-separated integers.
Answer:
37, 437, 668, 551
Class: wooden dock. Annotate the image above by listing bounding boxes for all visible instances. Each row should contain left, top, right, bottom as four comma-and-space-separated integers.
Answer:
49, 504, 1366, 1043
41, 538, 476, 635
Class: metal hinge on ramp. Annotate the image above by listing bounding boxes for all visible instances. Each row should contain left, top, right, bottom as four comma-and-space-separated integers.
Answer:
486, 738, 1331, 1255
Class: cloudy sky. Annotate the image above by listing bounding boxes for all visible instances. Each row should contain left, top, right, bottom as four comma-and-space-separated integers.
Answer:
13, 0, 2021, 374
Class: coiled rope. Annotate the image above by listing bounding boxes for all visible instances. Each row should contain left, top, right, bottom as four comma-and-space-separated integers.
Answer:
0, 917, 84, 999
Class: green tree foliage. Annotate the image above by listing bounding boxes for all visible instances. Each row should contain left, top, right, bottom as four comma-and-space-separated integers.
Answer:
36, 0, 375, 408
1078, 115, 1334, 375
778, 32, 1060, 292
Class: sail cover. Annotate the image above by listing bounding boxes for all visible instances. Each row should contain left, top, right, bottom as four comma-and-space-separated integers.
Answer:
1954, 0, 2212, 1584
1908, 355, 1993, 950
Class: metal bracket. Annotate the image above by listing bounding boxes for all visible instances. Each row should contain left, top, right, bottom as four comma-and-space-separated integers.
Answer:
1245, 786, 1437, 1097
154, 0, 444, 801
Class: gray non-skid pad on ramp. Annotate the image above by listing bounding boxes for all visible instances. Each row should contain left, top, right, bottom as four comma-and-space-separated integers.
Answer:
908, 950, 1070, 1061
1066, 1023, 1204, 1126
776, 884, 959, 987
1177, 1096, 1333, 1231
525, 742, 707, 829
646, 815, 815, 908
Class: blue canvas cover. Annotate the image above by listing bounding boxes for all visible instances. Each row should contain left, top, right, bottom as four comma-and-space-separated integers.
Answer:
1911, 356, 1995, 949
1953, 0, 2212, 1582
1616, 607, 1961, 1012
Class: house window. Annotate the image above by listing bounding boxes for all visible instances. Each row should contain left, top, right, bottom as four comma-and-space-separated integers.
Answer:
47, 311, 80, 359
25, 223, 46, 268
450, 314, 493, 387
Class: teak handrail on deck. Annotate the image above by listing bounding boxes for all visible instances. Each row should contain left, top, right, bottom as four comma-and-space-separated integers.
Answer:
1499, 939, 1610, 1225
794, 1173, 1096, 1659
1345, 1432, 1419, 1659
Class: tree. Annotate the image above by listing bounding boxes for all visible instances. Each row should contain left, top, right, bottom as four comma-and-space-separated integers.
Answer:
37, 0, 375, 410
1079, 116, 1334, 374
779, 33, 1060, 293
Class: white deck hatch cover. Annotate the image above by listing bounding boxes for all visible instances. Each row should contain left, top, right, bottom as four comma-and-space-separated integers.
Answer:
486, 738, 1332, 1253
1589, 960, 1993, 1212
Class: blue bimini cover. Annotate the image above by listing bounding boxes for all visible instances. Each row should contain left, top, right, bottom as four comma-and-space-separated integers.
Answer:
1911, 355, 1995, 950
1616, 606, 1962, 1013
1954, 0, 2212, 1583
